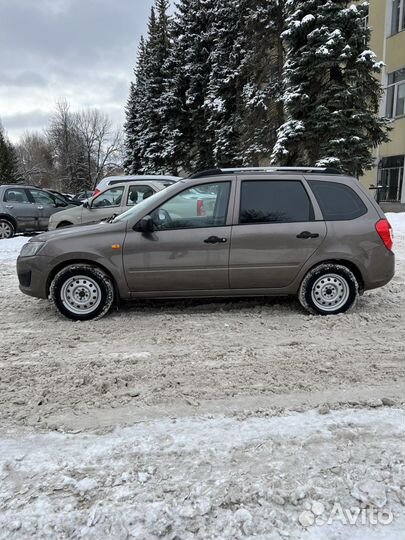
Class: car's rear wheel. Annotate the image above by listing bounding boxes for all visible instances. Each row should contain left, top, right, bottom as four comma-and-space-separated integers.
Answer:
0, 219, 15, 239
299, 263, 358, 315
50, 264, 114, 321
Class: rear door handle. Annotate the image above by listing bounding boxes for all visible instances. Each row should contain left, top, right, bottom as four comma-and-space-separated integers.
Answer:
5, 205, 14, 209
297, 231, 319, 239
37, 206, 44, 210
204, 236, 227, 244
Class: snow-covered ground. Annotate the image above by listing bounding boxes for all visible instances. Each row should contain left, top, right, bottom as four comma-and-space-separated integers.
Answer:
0, 409, 404, 539
0, 214, 404, 539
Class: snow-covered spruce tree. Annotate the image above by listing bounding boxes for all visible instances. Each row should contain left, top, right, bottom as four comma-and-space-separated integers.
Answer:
124, 37, 147, 174
238, 0, 286, 165
271, 0, 390, 177
124, 1, 172, 174
165, 0, 218, 173
203, 0, 245, 168
0, 122, 19, 184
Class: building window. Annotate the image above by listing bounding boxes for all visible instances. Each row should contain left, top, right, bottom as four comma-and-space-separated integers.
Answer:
391, 0, 405, 35
386, 68, 405, 117
378, 155, 405, 202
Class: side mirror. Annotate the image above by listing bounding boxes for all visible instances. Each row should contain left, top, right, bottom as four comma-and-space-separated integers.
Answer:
135, 215, 155, 233
83, 200, 90, 209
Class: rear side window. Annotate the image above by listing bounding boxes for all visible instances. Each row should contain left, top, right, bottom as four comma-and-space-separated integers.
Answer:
239, 180, 313, 224
308, 180, 367, 221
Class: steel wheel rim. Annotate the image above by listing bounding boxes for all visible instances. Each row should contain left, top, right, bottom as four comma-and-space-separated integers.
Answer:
0, 222, 13, 239
61, 275, 102, 315
311, 273, 350, 312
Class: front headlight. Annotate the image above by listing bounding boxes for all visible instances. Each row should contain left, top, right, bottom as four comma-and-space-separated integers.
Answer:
19, 241, 46, 258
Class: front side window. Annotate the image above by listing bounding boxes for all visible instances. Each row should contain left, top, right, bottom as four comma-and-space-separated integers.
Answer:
127, 185, 155, 206
386, 68, 405, 118
239, 180, 313, 224
92, 187, 124, 208
151, 182, 231, 230
308, 180, 367, 220
29, 189, 56, 206
4, 188, 30, 204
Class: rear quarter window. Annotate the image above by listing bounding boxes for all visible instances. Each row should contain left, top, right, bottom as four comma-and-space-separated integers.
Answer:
308, 180, 367, 221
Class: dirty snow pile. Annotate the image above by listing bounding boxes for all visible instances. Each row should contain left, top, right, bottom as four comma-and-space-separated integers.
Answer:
0, 213, 404, 540
0, 409, 404, 540
0, 236, 28, 263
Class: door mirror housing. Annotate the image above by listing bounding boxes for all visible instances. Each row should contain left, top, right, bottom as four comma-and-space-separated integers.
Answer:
135, 215, 155, 233
83, 200, 90, 209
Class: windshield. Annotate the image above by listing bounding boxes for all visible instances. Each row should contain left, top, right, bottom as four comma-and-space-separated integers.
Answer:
113, 182, 181, 224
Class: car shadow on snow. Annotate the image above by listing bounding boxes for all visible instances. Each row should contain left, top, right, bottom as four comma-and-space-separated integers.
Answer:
118, 295, 301, 316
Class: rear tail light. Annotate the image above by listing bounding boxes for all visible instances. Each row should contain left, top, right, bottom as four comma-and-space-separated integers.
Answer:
197, 199, 206, 216
375, 219, 393, 251
93, 188, 101, 196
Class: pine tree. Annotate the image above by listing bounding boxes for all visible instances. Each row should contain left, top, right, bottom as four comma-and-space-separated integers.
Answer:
124, 37, 147, 174
141, 1, 172, 173
0, 122, 19, 184
204, 0, 244, 167
272, 0, 390, 177
238, 0, 286, 165
124, 1, 172, 174
165, 0, 217, 172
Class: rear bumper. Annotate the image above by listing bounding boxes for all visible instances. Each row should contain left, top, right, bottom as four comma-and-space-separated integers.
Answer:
362, 248, 395, 291
17, 256, 49, 299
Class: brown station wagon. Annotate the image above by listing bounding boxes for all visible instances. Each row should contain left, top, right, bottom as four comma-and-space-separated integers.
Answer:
17, 167, 395, 320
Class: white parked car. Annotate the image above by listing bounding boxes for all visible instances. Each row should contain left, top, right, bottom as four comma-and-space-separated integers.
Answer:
93, 175, 181, 196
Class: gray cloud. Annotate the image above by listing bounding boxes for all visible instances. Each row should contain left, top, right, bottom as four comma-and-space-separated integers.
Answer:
0, 72, 48, 88
1, 110, 51, 130
0, 0, 155, 140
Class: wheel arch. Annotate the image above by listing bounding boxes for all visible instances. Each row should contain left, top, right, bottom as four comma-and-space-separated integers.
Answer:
56, 221, 74, 229
303, 259, 364, 294
0, 214, 17, 230
46, 259, 120, 303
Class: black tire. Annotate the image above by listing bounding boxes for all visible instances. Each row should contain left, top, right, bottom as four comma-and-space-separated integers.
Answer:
50, 264, 114, 321
299, 263, 359, 316
0, 218, 15, 239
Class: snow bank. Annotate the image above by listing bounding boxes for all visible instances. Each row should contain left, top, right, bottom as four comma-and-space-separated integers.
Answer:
0, 236, 29, 263
386, 212, 405, 235
0, 408, 403, 539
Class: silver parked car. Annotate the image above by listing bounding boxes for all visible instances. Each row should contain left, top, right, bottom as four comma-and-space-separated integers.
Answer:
48, 180, 169, 230
17, 167, 395, 321
0, 185, 74, 239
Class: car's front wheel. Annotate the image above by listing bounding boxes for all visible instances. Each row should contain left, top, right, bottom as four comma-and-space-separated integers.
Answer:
0, 218, 15, 239
299, 263, 359, 315
50, 264, 114, 320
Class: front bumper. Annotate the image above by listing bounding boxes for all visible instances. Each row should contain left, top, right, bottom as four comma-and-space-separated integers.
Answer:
17, 256, 50, 299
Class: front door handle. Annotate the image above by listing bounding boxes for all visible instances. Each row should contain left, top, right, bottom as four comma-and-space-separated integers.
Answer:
297, 231, 319, 239
37, 206, 44, 210
5, 205, 14, 209
204, 236, 227, 244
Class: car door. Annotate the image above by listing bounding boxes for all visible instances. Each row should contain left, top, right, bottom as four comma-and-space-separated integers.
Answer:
28, 188, 65, 229
229, 177, 327, 289
2, 187, 39, 231
83, 186, 125, 224
122, 180, 234, 292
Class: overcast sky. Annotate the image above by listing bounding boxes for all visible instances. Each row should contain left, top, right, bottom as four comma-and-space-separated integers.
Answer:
0, 0, 157, 142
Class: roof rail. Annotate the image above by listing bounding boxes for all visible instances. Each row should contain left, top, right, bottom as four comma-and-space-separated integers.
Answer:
188, 167, 343, 178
